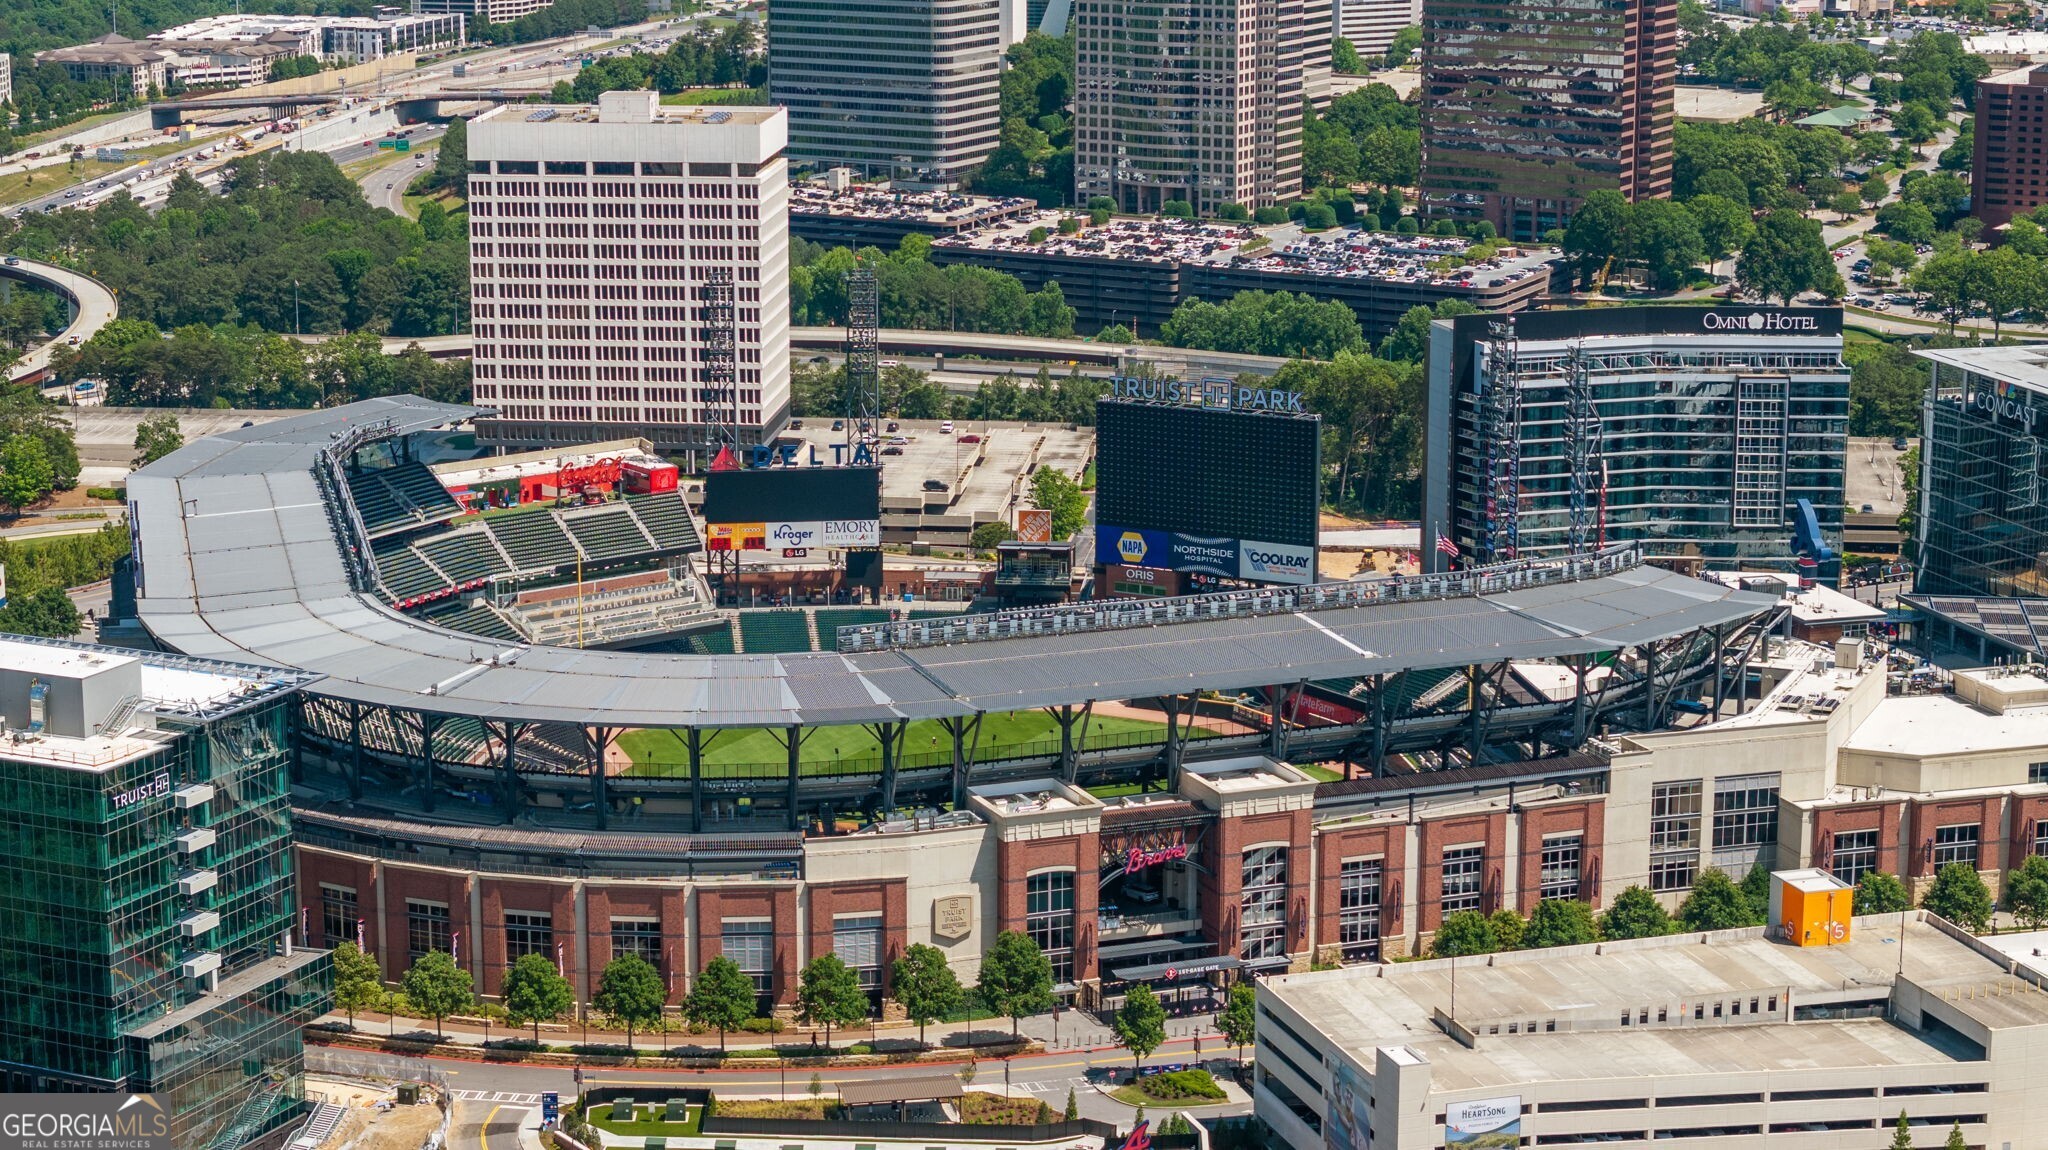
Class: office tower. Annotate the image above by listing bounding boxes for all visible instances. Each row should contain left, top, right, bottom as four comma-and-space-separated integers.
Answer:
1971, 64, 2048, 231
0, 639, 328, 1149
1073, 0, 1332, 216
1422, 306, 1849, 573
1418, 0, 1676, 241
466, 93, 792, 459
767, 0, 1005, 186
1336, 0, 1418, 57
409, 0, 556, 25
1914, 345, 2048, 597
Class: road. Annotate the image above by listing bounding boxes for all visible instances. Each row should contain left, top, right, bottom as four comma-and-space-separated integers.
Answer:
2, 257, 119, 384
348, 128, 447, 218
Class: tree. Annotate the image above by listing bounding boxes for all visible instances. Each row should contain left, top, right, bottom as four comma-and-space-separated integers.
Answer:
1429, 910, 1497, 957
132, 413, 183, 468
1379, 300, 1476, 365
1627, 198, 1705, 289
1736, 210, 1840, 304
1686, 194, 1753, 277
1890, 1110, 1914, 1150
1589, 879, 1671, 937
1739, 863, 1773, 923
1523, 899, 1600, 948
969, 521, 1015, 551
795, 952, 870, 1048
0, 587, 82, 639
1876, 200, 1939, 244
432, 116, 468, 192
1678, 868, 1761, 932
892, 942, 966, 1046
1910, 250, 1973, 332
1944, 1121, 1968, 1150
594, 953, 666, 1050
501, 952, 575, 1044
1030, 467, 1090, 541
1384, 24, 1422, 67
2006, 855, 2048, 929
1112, 983, 1167, 1077
398, 950, 473, 1038
1332, 36, 1365, 75
331, 940, 384, 1028
1829, 190, 1864, 220
1487, 908, 1526, 951
1970, 245, 2035, 339
978, 929, 1055, 1037
1854, 871, 1912, 916
1562, 188, 1630, 288
0, 435, 55, 514
808, 1071, 824, 1098
1861, 172, 1890, 206
1217, 980, 1257, 1068
683, 954, 757, 1053
1922, 860, 1994, 933
1064, 1086, 1079, 1121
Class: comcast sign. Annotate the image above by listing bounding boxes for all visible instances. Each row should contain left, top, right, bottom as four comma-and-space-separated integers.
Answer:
1701, 311, 1822, 332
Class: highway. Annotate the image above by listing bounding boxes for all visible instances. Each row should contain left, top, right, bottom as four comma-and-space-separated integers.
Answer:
2, 257, 119, 384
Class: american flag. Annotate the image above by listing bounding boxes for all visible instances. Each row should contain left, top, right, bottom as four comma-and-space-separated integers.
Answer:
1435, 533, 1461, 558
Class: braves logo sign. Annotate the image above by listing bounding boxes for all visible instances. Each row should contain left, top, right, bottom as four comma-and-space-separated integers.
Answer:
1126, 843, 1188, 871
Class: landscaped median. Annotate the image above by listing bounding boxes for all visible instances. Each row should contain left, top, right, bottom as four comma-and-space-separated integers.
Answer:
303, 1022, 1038, 1069
554, 1087, 1126, 1149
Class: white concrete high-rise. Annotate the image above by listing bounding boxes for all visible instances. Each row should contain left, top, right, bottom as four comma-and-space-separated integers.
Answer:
1334, 0, 1417, 56
1072, 0, 1331, 215
466, 93, 792, 457
767, 0, 1005, 186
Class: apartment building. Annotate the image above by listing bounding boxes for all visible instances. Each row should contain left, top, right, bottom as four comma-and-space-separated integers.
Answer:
466, 93, 792, 459
1336, 0, 1418, 57
767, 0, 1006, 185
1072, 0, 1332, 215
409, 0, 558, 25
1419, 0, 1677, 240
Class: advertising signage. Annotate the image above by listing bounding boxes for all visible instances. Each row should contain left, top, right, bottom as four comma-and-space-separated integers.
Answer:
1970, 376, 2042, 438
1445, 1097, 1522, 1149
1095, 399, 1321, 550
708, 520, 880, 551
703, 467, 882, 529
1095, 526, 1314, 585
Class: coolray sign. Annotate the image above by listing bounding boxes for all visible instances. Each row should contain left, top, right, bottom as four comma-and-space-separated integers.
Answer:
1701, 311, 1822, 332
1972, 378, 2042, 436
1109, 374, 1307, 414
1239, 539, 1314, 585
1444, 1097, 1521, 1149
0, 1093, 171, 1150
1167, 533, 1237, 577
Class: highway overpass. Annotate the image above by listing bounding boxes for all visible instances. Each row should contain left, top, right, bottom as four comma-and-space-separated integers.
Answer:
2, 258, 118, 386
149, 89, 551, 128
364, 327, 1294, 377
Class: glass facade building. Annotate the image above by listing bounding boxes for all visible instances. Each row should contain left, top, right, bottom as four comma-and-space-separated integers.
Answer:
1916, 346, 2048, 596
0, 639, 326, 1150
1419, 0, 1677, 241
1422, 307, 1848, 572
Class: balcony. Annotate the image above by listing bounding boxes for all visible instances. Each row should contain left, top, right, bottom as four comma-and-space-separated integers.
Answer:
181, 951, 221, 980
177, 868, 218, 897
173, 782, 215, 809
1097, 907, 1201, 942
178, 909, 220, 939
174, 827, 215, 854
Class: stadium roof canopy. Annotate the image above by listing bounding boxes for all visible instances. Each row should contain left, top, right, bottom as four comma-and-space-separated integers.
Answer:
128, 397, 1780, 729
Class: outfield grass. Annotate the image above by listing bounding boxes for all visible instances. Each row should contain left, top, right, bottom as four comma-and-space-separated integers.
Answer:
660, 87, 769, 106
617, 710, 1192, 777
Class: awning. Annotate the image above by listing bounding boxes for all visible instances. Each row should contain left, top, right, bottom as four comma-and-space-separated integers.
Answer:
838, 1074, 965, 1107
1109, 954, 1241, 982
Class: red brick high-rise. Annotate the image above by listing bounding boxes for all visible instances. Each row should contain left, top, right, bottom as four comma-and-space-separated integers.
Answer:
1972, 64, 2048, 231
1418, 0, 1677, 241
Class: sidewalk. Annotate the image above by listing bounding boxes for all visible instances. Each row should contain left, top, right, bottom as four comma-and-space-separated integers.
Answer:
317, 1003, 1236, 1063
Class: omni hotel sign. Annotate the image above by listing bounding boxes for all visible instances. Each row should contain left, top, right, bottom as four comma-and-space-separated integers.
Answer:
1971, 376, 2043, 437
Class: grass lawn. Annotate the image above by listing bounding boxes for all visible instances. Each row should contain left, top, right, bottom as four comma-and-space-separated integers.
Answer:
1109, 1083, 1233, 1107
402, 184, 466, 220
584, 1104, 703, 1137
716, 1099, 835, 1119
960, 1091, 1047, 1124
1295, 763, 1342, 782
19, 110, 137, 149
617, 710, 1186, 777
660, 87, 769, 106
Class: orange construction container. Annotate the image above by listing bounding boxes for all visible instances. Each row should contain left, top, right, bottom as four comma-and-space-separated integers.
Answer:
1770, 868, 1853, 947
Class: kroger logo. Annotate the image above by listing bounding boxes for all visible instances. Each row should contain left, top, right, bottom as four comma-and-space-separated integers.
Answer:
1701, 311, 1819, 332
1117, 531, 1150, 563
771, 523, 817, 546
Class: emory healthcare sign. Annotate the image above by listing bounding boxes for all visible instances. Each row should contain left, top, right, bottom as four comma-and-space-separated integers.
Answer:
1, 1094, 171, 1150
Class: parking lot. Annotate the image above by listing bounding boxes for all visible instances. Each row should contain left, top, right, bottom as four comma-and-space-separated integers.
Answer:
775, 418, 1095, 540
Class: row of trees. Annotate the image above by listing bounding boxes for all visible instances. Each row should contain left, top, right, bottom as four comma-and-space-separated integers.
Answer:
4, 150, 469, 338
1564, 190, 1840, 303
1302, 85, 1421, 192
973, 33, 1074, 206
472, 0, 648, 46
545, 24, 764, 103
790, 237, 1076, 338
56, 324, 471, 410
338, 929, 1067, 1049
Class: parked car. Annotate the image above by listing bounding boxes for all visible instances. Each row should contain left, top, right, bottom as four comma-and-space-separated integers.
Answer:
789, 419, 804, 429
885, 421, 900, 432
939, 420, 955, 433
881, 446, 904, 456
922, 478, 947, 492
958, 434, 982, 444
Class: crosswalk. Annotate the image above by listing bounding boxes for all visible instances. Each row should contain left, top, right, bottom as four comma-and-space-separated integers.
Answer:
452, 1090, 542, 1105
